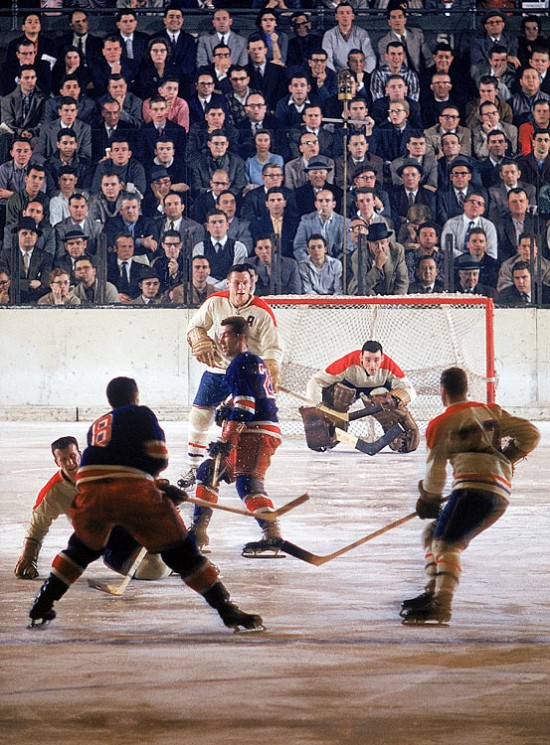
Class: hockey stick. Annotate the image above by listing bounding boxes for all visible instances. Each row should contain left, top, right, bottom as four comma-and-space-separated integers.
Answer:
276, 511, 417, 566
279, 386, 382, 423
334, 423, 405, 456
87, 546, 148, 596
186, 492, 309, 521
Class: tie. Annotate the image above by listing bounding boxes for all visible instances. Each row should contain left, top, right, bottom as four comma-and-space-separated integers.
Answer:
23, 252, 30, 277
158, 127, 164, 137
77, 35, 84, 59
120, 261, 129, 292
169, 221, 175, 231
170, 34, 177, 52
22, 95, 30, 121
106, 126, 113, 142
458, 191, 465, 208
463, 220, 474, 251
221, 35, 226, 46
215, 242, 222, 252
256, 66, 263, 79
407, 191, 415, 208
126, 37, 133, 60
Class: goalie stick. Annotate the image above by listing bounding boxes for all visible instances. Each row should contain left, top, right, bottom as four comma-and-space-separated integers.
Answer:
279, 385, 383, 423
275, 511, 417, 566
334, 423, 405, 456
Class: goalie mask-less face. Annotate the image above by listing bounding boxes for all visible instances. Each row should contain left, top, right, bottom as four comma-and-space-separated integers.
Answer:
361, 350, 383, 376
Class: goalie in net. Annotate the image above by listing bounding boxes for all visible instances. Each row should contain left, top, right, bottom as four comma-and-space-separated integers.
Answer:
303, 340, 420, 454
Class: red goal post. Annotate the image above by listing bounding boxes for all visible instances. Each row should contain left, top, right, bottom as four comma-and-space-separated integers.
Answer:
265, 295, 495, 436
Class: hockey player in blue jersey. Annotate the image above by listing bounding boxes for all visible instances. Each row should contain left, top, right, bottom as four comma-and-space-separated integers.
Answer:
29, 376, 264, 632
192, 316, 284, 556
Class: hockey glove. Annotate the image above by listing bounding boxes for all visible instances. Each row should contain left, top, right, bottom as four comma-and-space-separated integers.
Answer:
208, 440, 234, 458
214, 403, 233, 427
14, 537, 41, 579
156, 479, 188, 506
416, 480, 442, 520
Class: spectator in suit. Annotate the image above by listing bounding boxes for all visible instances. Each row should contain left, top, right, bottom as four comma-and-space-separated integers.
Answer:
288, 105, 334, 161
487, 159, 536, 223
370, 75, 422, 130
35, 96, 92, 164
197, 9, 248, 68
246, 35, 288, 113
294, 189, 345, 262
403, 219, 445, 283
335, 133, 382, 191
295, 158, 343, 217
191, 209, 248, 286
99, 75, 143, 130
465, 76, 513, 130
436, 158, 485, 225
441, 190, 498, 259
408, 255, 445, 294
156, 191, 205, 252
305, 48, 337, 108
54, 193, 102, 260
376, 5, 433, 76
469, 11, 520, 71
478, 130, 512, 189
497, 260, 550, 304
390, 160, 436, 228
348, 222, 409, 296
299, 234, 343, 296
115, 9, 150, 71
142, 77, 189, 133
189, 129, 247, 198
4, 13, 57, 96
55, 9, 102, 74
131, 269, 164, 306
235, 92, 282, 161
285, 131, 327, 191
152, 4, 196, 99
241, 163, 297, 222
186, 102, 240, 163
247, 234, 302, 295
497, 188, 539, 262
390, 130, 437, 189
516, 129, 550, 194
424, 105, 471, 159
275, 74, 317, 129
472, 100, 517, 160
471, 45, 515, 103
454, 255, 495, 298
0, 216, 52, 303
91, 98, 137, 164
225, 66, 254, 127
187, 69, 230, 127
87, 171, 125, 226
529, 47, 550, 96
148, 229, 187, 298
3, 200, 54, 261
54, 228, 90, 284
0, 139, 34, 232
287, 13, 323, 70
137, 95, 187, 168
72, 255, 120, 305
89, 35, 136, 99
169, 254, 217, 306
250, 186, 300, 259
497, 233, 550, 293
4, 39, 52, 98
508, 67, 550, 128
104, 192, 159, 257
107, 233, 148, 302
189, 169, 231, 225
43, 75, 96, 127
216, 191, 253, 254
419, 71, 461, 130
372, 98, 414, 164
463, 227, 501, 289
207, 43, 234, 97
0, 65, 46, 159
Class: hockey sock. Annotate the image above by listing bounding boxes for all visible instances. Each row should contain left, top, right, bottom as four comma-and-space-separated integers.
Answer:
187, 407, 215, 462
422, 522, 437, 594
161, 536, 210, 578
52, 533, 103, 587
432, 540, 462, 610
202, 581, 231, 610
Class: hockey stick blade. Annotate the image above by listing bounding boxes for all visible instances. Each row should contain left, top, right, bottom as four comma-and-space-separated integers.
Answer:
276, 511, 417, 566
187, 492, 309, 521
334, 422, 405, 456
87, 546, 148, 596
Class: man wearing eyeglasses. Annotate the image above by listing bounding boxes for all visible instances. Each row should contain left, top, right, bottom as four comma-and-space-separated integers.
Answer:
472, 101, 517, 159
37, 268, 81, 306
287, 13, 322, 69
187, 70, 230, 128
241, 163, 297, 221
236, 92, 282, 160
424, 105, 471, 158
208, 44, 234, 96
190, 129, 247, 198
436, 158, 487, 224
441, 190, 498, 259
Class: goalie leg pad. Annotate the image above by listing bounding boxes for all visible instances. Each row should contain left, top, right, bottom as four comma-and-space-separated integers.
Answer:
322, 382, 356, 412
370, 404, 420, 453
300, 406, 341, 451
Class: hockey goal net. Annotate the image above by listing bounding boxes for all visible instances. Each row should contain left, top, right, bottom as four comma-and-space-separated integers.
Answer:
266, 295, 495, 438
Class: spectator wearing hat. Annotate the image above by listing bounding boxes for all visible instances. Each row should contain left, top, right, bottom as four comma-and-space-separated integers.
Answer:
389, 159, 436, 227
293, 189, 346, 263
294, 158, 343, 218
141, 168, 174, 220
469, 12, 520, 72
56, 227, 90, 283
0, 216, 52, 303
3, 200, 55, 261
37, 267, 81, 307
454, 254, 495, 297
131, 268, 164, 305
348, 221, 409, 296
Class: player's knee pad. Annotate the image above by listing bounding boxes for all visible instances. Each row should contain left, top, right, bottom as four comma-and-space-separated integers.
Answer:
160, 535, 205, 577
188, 407, 215, 440
244, 493, 274, 513
134, 553, 172, 580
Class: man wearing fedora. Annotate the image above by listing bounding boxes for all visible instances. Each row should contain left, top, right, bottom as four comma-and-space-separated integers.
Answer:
0, 216, 52, 303
131, 268, 165, 305
389, 159, 436, 227
56, 227, 91, 284
294, 157, 343, 217
348, 222, 409, 296
454, 254, 495, 297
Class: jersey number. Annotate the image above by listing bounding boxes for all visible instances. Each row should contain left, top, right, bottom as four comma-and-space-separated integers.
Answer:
91, 414, 113, 448
258, 362, 275, 398
452, 418, 500, 453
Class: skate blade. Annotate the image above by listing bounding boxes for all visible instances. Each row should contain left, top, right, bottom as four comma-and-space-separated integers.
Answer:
87, 578, 125, 596
241, 549, 286, 559
401, 617, 450, 626
228, 622, 266, 633
27, 618, 51, 629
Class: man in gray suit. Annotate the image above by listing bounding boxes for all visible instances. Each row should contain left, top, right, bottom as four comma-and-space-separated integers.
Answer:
487, 158, 536, 223
293, 189, 345, 262
376, 6, 433, 75
54, 193, 103, 261
0, 65, 46, 159
196, 9, 248, 68
34, 96, 92, 163
441, 190, 498, 259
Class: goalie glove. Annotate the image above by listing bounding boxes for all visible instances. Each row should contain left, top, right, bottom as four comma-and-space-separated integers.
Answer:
264, 358, 280, 393
156, 479, 188, 506
416, 480, 443, 520
369, 388, 399, 411
188, 327, 222, 367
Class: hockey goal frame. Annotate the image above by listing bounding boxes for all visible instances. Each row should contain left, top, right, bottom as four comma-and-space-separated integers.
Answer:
265, 295, 495, 434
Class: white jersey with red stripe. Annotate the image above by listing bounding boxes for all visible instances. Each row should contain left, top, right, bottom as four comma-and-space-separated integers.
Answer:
186, 291, 283, 375
25, 470, 76, 544
306, 350, 416, 403
424, 400, 540, 502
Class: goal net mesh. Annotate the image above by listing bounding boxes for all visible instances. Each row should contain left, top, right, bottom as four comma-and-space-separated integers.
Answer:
267, 295, 494, 439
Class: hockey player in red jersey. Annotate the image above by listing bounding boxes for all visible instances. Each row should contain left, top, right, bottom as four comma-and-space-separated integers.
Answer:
401, 366, 540, 625
192, 316, 284, 556
304, 339, 420, 453
28, 377, 264, 632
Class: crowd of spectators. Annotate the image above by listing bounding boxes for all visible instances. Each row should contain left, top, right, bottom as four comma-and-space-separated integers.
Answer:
1, 2, 549, 306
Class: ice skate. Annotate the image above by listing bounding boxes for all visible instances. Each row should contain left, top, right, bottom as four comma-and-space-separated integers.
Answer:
400, 599, 451, 625
28, 576, 66, 628
178, 467, 197, 489
217, 601, 265, 632
242, 518, 284, 558
399, 591, 434, 617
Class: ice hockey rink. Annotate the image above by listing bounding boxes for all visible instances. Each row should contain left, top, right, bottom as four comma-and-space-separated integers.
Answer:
1, 419, 549, 745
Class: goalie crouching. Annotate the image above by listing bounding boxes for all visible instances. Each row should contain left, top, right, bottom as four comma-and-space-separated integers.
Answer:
302, 340, 420, 454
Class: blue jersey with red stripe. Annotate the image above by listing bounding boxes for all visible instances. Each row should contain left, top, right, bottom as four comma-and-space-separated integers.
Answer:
225, 351, 279, 425
78, 405, 169, 482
